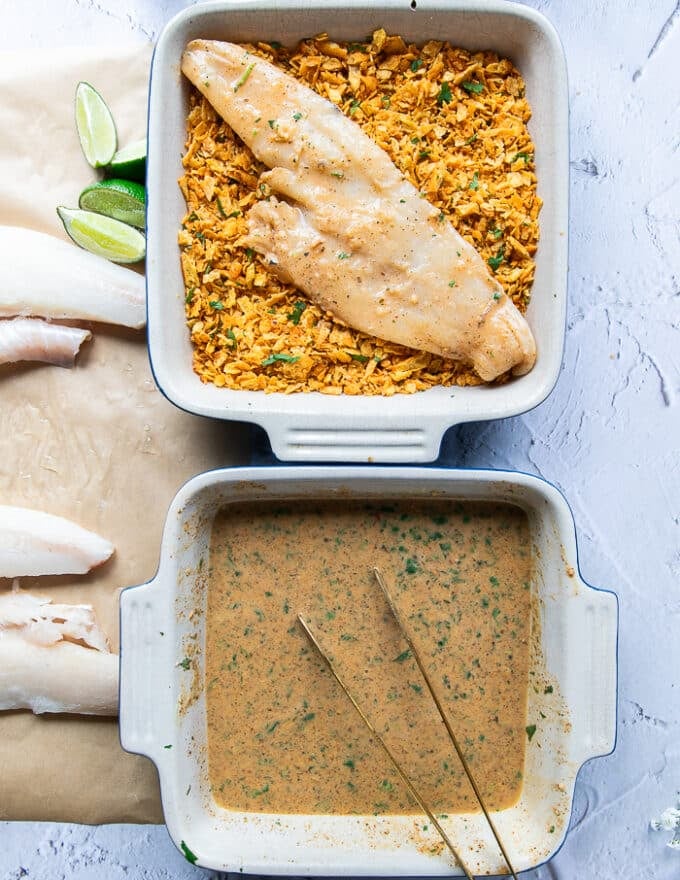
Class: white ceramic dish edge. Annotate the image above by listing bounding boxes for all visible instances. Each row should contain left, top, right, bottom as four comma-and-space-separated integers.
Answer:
119, 466, 617, 876
146, 0, 569, 462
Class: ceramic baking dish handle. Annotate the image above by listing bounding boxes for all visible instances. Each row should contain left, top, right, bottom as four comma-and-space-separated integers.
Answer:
262, 416, 449, 463
569, 583, 619, 765
119, 577, 174, 761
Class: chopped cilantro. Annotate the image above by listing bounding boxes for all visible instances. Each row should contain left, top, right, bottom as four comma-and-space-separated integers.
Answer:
337, 251, 351, 260
493, 292, 501, 301
448, 279, 457, 287
488, 245, 505, 272
437, 82, 452, 105
215, 196, 227, 218
491, 226, 503, 239
226, 210, 241, 219
526, 724, 537, 741
163, 744, 172, 749
180, 841, 197, 865
544, 685, 554, 694
261, 352, 300, 367
348, 42, 367, 53
185, 288, 195, 305
287, 301, 307, 324
394, 649, 412, 663
349, 352, 369, 363
343, 758, 355, 769
349, 99, 361, 115
268, 119, 278, 129
462, 80, 484, 94
469, 171, 480, 190
209, 300, 224, 310
418, 150, 430, 160
330, 170, 345, 178
268, 41, 282, 49
410, 58, 424, 72
302, 712, 316, 722
179, 657, 191, 670
233, 62, 255, 92
293, 111, 303, 121
513, 151, 532, 163
226, 327, 237, 347
245, 247, 255, 260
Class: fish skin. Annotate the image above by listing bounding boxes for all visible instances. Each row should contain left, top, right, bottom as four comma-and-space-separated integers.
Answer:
0, 505, 114, 579
181, 40, 536, 381
0, 226, 146, 329
0, 592, 117, 715
0, 317, 91, 367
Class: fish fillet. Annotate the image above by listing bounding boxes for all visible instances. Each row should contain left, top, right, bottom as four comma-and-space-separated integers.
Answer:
0, 591, 118, 715
181, 40, 536, 381
0, 226, 146, 329
0, 317, 91, 367
0, 505, 114, 579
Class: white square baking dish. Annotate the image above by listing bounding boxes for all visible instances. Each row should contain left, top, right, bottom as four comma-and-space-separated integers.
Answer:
146, 0, 569, 463
119, 466, 617, 875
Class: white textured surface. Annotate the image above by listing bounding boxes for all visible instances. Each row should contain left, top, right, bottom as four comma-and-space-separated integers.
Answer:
1, 0, 679, 877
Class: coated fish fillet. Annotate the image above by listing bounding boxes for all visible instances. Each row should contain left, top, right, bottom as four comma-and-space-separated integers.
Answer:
0, 317, 91, 367
181, 40, 536, 380
0, 226, 146, 329
0, 591, 118, 715
0, 505, 114, 578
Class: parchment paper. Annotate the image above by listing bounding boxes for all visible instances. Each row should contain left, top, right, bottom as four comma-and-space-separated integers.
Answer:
0, 44, 249, 823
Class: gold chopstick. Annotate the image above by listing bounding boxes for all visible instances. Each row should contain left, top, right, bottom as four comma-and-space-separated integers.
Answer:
373, 566, 519, 880
297, 613, 476, 880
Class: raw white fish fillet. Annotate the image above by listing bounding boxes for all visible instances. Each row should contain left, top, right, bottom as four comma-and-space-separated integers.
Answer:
0, 591, 118, 715
0, 226, 146, 329
181, 41, 536, 381
0, 317, 91, 367
0, 505, 114, 578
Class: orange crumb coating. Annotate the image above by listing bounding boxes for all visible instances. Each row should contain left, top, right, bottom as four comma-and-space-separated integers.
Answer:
178, 30, 541, 395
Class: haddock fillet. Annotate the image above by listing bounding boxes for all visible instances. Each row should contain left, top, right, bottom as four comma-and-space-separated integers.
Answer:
181, 40, 536, 381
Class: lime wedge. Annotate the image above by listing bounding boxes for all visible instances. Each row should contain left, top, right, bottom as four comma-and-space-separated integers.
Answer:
107, 137, 147, 182
57, 206, 145, 263
75, 82, 117, 168
79, 179, 146, 229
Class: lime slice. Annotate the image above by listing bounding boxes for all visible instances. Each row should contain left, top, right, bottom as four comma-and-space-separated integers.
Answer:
75, 82, 117, 168
79, 179, 146, 229
107, 137, 147, 182
57, 206, 145, 263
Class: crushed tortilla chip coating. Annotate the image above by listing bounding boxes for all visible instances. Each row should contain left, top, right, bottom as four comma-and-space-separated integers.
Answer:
178, 31, 541, 395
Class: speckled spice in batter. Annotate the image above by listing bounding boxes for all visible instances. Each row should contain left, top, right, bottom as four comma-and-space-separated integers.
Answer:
206, 500, 532, 815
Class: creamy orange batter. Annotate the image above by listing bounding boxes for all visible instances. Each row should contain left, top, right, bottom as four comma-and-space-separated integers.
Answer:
206, 500, 532, 815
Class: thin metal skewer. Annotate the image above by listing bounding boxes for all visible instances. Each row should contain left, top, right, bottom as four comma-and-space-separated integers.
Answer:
297, 614, 476, 880
372, 566, 519, 880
